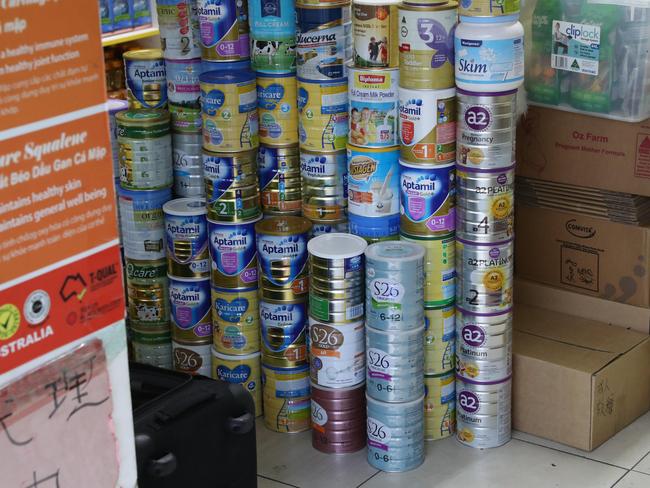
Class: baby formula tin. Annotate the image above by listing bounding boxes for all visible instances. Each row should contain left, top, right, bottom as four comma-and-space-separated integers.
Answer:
263, 364, 311, 433
124, 49, 167, 109
212, 350, 263, 416
310, 219, 350, 237
400, 161, 456, 237
459, 0, 520, 17
457, 88, 517, 169
212, 287, 260, 354
197, 0, 250, 61
248, 0, 296, 38
366, 326, 425, 403
172, 340, 212, 375
260, 299, 308, 366
348, 66, 399, 148
164, 198, 210, 279
251, 37, 297, 73
296, 4, 351, 81
456, 165, 515, 243
352, 0, 399, 69
456, 308, 512, 382
258, 144, 302, 214
367, 394, 425, 472
157, 0, 202, 59
397, 3, 457, 90
257, 72, 299, 145
125, 258, 170, 327
200, 70, 259, 152
169, 276, 212, 341
208, 218, 261, 289
301, 150, 348, 221
424, 371, 456, 440
108, 99, 129, 179
309, 318, 366, 388
312, 382, 366, 453
117, 110, 173, 190
166, 58, 202, 107
456, 238, 514, 314
256, 216, 312, 299
400, 233, 455, 307
132, 0, 153, 27
399, 87, 456, 164
365, 242, 425, 331
130, 326, 173, 369
298, 78, 349, 151
456, 376, 511, 448
424, 304, 456, 374
169, 103, 203, 134
119, 187, 171, 261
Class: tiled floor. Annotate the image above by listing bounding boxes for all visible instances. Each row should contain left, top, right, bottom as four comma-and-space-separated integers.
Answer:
256, 412, 650, 488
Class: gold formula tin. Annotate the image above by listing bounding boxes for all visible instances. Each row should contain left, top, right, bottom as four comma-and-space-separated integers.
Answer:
424, 304, 456, 374
257, 73, 299, 145
298, 78, 349, 151
260, 299, 309, 367
258, 144, 302, 213
206, 183, 261, 223
459, 0, 520, 18
124, 49, 167, 109
212, 287, 261, 355
397, 3, 457, 90
197, 0, 250, 61
164, 198, 210, 279
352, 0, 400, 69
212, 350, 263, 416
125, 258, 170, 328
262, 363, 311, 433
301, 149, 348, 221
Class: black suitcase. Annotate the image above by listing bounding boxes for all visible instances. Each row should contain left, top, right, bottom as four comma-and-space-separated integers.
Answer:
130, 363, 257, 488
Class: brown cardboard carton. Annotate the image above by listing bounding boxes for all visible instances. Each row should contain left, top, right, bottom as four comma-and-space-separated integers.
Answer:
512, 304, 650, 451
515, 204, 650, 308
517, 106, 650, 196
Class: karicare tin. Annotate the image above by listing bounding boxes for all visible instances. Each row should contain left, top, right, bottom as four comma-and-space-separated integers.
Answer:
352, 0, 399, 69
365, 241, 425, 331
366, 326, 425, 402
169, 103, 203, 133
456, 165, 515, 243
164, 198, 210, 279
257, 72, 299, 145
118, 187, 171, 261
124, 49, 167, 109
424, 304, 456, 374
298, 78, 349, 151
399, 87, 456, 164
130, 326, 173, 369
157, 0, 202, 59
425, 401, 456, 441
400, 161, 455, 237
457, 88, 517, 169
296, 4, 351, 81
366, 394, 425, 472
117, 110, 173, 190
301, 150, 348, 221
397, 3, 457, 90
260, 299, 309, 366
456, 376, 511, 449
251, 37, 297, 73
212, 350, 263, 416
263, 364, 311, 433
310, 219, 350, 237
172, 340, 212, 375
166, 58, 202, 107
212, 287, 260, 354
200, 70, 259, 152
125, 258, 170, 328
248, 0, 296, 38
108, 99, 129, 178
456, 238, 514, 314
424, 371, 456, 440
312, 382, 366, 453
208, 218, 260, 289
258, 144, 302, 213
348, 66, 399, 148
169, 276, 213, 341
459, 0, 520, 17
309, 318, 366, 388
197, 0, 250, 61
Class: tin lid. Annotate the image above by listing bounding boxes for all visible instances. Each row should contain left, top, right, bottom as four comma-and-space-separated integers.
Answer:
207, 214, 263, 226
365, 241, 425, 264
456, 236, 514, 246
308, 233, 367, 259
398, 159, 455, 170
366, 393, 425, 407
167, 274, 210, 284
255, 216, 312, 236
457, 87, 519, 97
459, 14, 519, 24
123, 48, 163, 61
163, 198, 207, 217
257, 72, 296, 79
202, 59, 251, 71
399, 231, 455, 242
200, 69, 256, 84
107, 98, 129, 113
297, 77, 347, 86
117, 186, 172, 199
456, 375, 512, 386
212, 349, 261, 361
115, 109, 170, 126
262, 363, 310, 374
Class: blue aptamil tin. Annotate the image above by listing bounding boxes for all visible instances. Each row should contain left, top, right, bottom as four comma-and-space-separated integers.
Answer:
260, 299, 309, 366
208, 218, 261, 289
166, 58, 202, 107
124, 49, 167, 109
366, 394, 425, 473
248, 0, 296, 39
169, 276, 212, 341
163, 198, 210, 279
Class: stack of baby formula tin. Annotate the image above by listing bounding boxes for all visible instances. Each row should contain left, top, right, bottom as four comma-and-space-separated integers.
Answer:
397, 0, 458, 442
308, 234, 367, 453
365, 241, 425, 472
155, 0, 205, 197
108, 98, 129, 242
297, 1, 352, 237
347, 0, 401, 243
453, 0, 523, 449
257, 216, 313, 433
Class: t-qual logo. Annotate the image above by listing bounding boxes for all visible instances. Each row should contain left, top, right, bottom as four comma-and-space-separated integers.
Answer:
565, 219, 596, 239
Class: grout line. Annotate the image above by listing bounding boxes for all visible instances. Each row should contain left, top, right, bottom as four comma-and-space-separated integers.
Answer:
610, 470, 632, 487
257, 474, 301, 488
630, 451, 650, 474
356, 470, 381, 488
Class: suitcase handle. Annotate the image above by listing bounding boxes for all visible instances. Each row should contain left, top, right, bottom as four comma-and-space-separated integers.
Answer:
154, 387, 217, 423
226, 412, 255, 435
148, 452, 178, 478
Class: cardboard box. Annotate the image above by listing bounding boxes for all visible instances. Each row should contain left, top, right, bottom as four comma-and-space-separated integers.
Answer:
512, 304, 650, 451
516, 106, 650, 196
515, 204, 650, 308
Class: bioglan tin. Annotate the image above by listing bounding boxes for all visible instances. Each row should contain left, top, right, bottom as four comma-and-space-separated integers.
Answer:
164, 198, 210, 279
298, 78, 349, 151
197, 0, 250, 61
352, 0, 399, 69
257, 73, 299, 145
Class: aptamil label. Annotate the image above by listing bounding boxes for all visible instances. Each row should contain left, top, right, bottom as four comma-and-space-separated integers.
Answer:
165, 214, 208, 263
198, 0, 249, 58
455, 37, 524, 86
125, 57, 167, 108
367, 347, 393, 380
400, 164, 455, 233
347, 149, 400, 218
203, 153, 248, 199
169, 279, 212, 337
300, 152, 347, 179
260, 301, 307, 352
550, 21, 600, 76
257, 233, 308, 286
209, 222, 258, 282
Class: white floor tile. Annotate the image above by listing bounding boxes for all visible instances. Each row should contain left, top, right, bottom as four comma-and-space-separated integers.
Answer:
513, 412, 650, 469
633, 452, 650, 475
360, 437, 626, 488
614, 471, 650, 488
257, 476, 298, 488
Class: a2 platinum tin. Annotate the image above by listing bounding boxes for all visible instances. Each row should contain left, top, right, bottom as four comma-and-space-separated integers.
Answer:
367, 394, 425, 472
258, 144, 302, 214
301, 150, 348, 222
263, 364, 311, 434
212, 287, 260, 355
424, 371, 456, 441
365, 241, 425, 331
172, 340, 211, 376
456, 376, 511, 449
173, 132, 204, 197
125, 258, 169, 328
260, 299, 309, 367
169, 276, 212, 342
312, 382, 366, 453
366, 326, 425, 403
208, 218, 261, 289
456, 238, 514, 315
424, 304, 456, 374
457, 89, 517, 170
164, 198, 209, 279
456, 309, 512, 383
